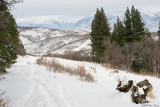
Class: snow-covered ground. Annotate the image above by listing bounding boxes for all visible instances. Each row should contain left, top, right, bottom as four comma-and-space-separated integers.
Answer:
0, 56, 160, 107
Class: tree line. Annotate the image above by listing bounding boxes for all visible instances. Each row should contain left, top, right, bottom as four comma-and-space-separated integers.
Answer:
91, 6, 160, 74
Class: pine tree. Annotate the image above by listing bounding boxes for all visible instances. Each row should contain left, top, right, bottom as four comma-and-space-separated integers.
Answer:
124, 7, 132, 42
131, 51, 144, 72
112, 17, 125, 46
157, 21, 160, 36
91, 8, 110, 62
144, 28, 151, 37
100, 8, 110, 40
131, 5, 145, 41
0, 1, 21, 73
123, 6, 145, 43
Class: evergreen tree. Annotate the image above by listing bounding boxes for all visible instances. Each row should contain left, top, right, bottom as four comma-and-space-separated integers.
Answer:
91, 8, 110, 62
124, 7, 132, 42
0, 0, 21, 73
100, 8, 110, 40
157, 21, 160, 36
112, 17, 125, 46
144, 28, 151, 37
131, 5, 145, 41
131, 51, 144, 72
123, 6, 145, 43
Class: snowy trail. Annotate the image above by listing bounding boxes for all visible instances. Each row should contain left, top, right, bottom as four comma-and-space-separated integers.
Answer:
0, 56, 72, 107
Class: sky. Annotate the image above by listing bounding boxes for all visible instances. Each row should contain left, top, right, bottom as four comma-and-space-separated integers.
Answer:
11, 0, 160, 19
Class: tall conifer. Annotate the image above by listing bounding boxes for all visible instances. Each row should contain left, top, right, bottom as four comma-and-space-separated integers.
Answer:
91, 8, 110, 62
112, 17, 125, 46
0, 1, 21, 73
157, 21, 160, 36
124, 7, 132, 42
131, 5, 145, 41
123, 6, 145, 42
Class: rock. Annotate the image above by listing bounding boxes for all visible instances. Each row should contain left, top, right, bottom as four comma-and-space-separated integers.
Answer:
137, 79, 149, 87
116, 81, 122, 88
131, 86, 147, 104
131, 79, 153, 104
131, 86, 138, 94
116, 79, 153, 104
116, 80, 133, 93
137, 79, 153, 96
114, 70, 119, 73
132, 94, 147, 104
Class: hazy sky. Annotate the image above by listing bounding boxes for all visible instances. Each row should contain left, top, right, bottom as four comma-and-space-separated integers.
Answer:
12, 0, 160, 18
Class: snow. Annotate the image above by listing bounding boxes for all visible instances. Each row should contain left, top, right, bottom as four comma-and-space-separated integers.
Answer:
0, 56, 160, 107
138, 87, 145, 95
19, 28, 66, 45
74, 39, 91, 51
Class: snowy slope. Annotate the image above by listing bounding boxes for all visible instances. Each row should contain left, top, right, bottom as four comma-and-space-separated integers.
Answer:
18, 27, 91, 55
16, 12, 160, 32
0, 56, 160, 107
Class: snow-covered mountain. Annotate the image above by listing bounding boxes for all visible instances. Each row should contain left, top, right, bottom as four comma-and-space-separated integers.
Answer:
16, 12, 160, 32
18, 27, 91, 55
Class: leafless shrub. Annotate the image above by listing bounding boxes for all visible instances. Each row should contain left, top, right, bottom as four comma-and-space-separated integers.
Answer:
129, 71, 160, 79
77, 64, 85, 73
46, 51, 93, 62
148, 91, 156, 99
36, 58, 95, 83
104, 37, 160, 76
16, 47, 26, 56
36, 57, 44, 65
116, 76, 121, 82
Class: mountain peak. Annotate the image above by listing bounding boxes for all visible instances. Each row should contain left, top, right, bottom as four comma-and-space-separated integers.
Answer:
16, 12, 160, 32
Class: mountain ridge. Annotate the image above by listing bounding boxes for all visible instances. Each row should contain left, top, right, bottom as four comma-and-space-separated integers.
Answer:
18, 27, 91, 55
16, 12, 160, 32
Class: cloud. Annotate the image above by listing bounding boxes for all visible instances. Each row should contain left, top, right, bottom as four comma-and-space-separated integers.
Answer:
11, 0, 160, 18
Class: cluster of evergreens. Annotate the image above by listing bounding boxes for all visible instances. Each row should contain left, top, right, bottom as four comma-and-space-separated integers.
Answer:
0, 0, 23, 73
91, 6, 160, 74
112, 6, 151, 46
91, 6, 147, 62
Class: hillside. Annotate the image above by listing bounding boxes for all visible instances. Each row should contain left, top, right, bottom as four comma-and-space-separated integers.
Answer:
18, 27, 91, 55
0, 56, 159, 107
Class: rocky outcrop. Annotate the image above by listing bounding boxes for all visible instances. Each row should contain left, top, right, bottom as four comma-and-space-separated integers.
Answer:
116, 79, 153, 104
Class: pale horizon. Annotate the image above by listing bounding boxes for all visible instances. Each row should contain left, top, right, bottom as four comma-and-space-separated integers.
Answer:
12, 0, 160, 19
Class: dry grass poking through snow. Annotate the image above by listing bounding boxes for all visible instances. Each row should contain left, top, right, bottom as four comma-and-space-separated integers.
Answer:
36, 57, 95, 83
0, 91, 10, 107
103, 63, 160, 79
148, 91, 156, 99
129, 71, 160, 79
116, 76, 121, 82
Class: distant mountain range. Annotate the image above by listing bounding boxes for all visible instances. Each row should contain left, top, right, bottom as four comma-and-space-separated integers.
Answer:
16, 12, 160, 32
